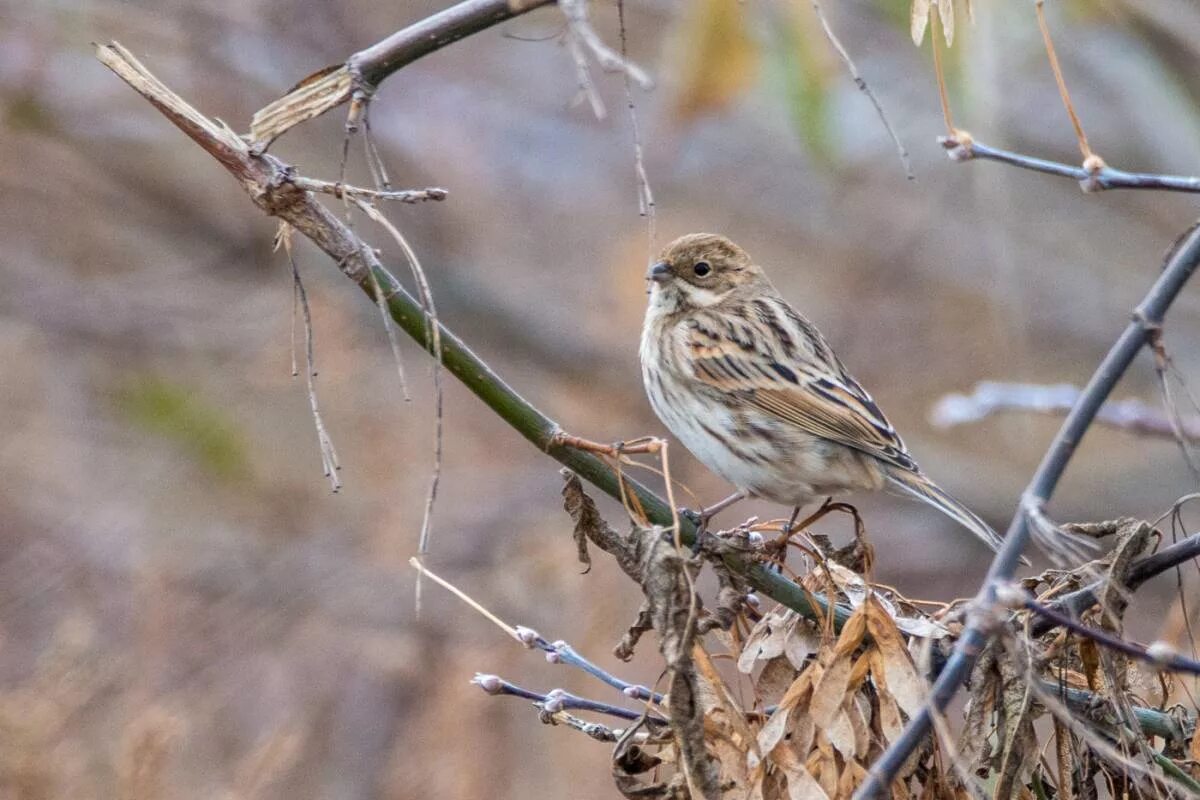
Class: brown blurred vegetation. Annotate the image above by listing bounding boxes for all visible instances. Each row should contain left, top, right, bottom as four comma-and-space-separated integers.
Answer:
4, 0, 1200, 797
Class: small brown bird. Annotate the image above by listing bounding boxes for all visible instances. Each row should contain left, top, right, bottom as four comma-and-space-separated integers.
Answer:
640, 232, 1006, 555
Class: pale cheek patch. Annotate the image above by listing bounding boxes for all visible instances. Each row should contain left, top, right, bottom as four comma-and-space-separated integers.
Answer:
677, 282, 732, 308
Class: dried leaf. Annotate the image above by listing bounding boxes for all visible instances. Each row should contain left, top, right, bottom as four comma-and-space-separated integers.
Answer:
959, 646, 999, 774
910, 0, 931, 46
848, 694, 871, 758
809, 737, 840, 797
811, 652, 853, 728
757, 657, 799, 706
694, 643, 760, 782
1079, 637, 1101, 692
784, 615, 820, 669
865, 596, 925, 717
790, 711, 816, 760
249, 65, 352, 147
739, 610, 793, 673
994, 657, 1036, 800
936, 0, 954, 46
772, 746, 830, 800
826, 706, 856, 759
756, 668, 814, 756
667, 0, 760, 126
874, 656, 905, 744
836, 760, 867, 798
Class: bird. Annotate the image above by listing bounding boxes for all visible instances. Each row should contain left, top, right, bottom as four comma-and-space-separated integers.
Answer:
639, 232, 1009, 558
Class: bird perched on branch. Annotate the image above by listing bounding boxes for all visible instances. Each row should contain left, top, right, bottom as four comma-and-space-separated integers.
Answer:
640, 232, 1009, 558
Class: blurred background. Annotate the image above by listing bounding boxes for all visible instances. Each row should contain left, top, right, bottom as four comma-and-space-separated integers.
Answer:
4, 0, 1200, 796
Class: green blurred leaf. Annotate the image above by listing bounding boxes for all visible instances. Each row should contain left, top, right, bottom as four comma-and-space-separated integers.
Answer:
767, 2, 835, 167
116, 375, 250, 481
6, 90, 56, 134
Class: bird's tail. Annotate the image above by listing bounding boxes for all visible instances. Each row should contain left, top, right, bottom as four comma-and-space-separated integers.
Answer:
886, 469, 1028, 564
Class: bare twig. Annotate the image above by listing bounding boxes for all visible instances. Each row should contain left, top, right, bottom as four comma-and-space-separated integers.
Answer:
276, 224, 341, 491
856, 223, 1200, 798
353, 199, 443, 556
940, 135, 1200, 193
809, 0, 913, 180
1034, 0, 1095, 163
932, 381, 1200, 442
557, 0, 652, 90
616, 0, 655, 256
412, 558, 665, 709
289, 177, 448, 204
471, 674, 664, 724
930, 4, 955, 136
1016, 589, 1200, 675
1033, 529, 1200, 637
250, 1, 556, 146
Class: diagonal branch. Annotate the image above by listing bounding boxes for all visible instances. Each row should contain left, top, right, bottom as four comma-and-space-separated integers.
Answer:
855, 222, 1200, 798
94, 40, 834, 631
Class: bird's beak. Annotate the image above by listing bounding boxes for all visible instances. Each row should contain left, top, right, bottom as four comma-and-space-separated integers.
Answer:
647, 261, 671, 283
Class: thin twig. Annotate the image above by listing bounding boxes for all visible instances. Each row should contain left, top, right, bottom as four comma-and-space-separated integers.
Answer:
1034, 0, 1095, 162
856, 223, 1200, 799
277, 224, 341, 491
616, 0, 656, 256
930, 4, 954, 136
1020, 592, 1200, 675
940, 135, 1200, 194
409, 558, 518, 640
1034, 530, 1200, 637
809, 0, 913, 180
290, 176, 448, 203
353, 199, 443, 557
471, 675, 663, 724
546, 641, 664, 704
557, 0, 652, 90
411, 559, 665, 708
249, 0, 557, 146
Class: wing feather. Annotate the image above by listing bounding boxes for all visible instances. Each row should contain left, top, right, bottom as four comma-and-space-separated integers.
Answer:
682, 306, 918, 473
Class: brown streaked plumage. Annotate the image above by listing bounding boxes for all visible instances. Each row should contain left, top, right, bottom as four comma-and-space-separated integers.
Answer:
640, 232, 1008, 556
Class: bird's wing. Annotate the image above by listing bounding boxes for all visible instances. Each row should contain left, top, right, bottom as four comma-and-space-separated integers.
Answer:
682, 309, 919, 474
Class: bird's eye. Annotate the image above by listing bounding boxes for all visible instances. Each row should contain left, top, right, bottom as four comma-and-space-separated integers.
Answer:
693, 261, 712, 277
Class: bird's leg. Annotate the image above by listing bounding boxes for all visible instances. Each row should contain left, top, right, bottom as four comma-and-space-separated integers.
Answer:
680, 491, 746, 552
766, 497, 845, 559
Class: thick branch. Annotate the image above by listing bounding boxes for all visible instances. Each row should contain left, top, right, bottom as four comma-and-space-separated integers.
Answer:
349, 0, 554, 87
857, 222, 1200, 798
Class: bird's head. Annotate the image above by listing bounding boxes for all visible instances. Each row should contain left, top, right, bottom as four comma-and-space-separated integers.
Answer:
645, 233, 764, 311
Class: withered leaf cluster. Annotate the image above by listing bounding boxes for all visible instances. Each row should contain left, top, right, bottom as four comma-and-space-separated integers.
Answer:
557, 473, 1199, 799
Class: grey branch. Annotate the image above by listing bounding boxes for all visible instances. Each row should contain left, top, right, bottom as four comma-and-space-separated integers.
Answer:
856, 223, 1200, 798
941, 133, 1200, 194
471, 673, 665, 726
932, 381, 1200, 441
251, 0, 556, 145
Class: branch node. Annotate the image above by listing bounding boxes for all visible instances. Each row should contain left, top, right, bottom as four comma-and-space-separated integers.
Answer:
939, 129, 975, 162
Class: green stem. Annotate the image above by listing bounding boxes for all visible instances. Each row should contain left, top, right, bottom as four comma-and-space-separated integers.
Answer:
1152, 751, 1200, 795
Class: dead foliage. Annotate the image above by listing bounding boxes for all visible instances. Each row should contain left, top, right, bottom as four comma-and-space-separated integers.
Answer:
553, 474, 1200, 799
